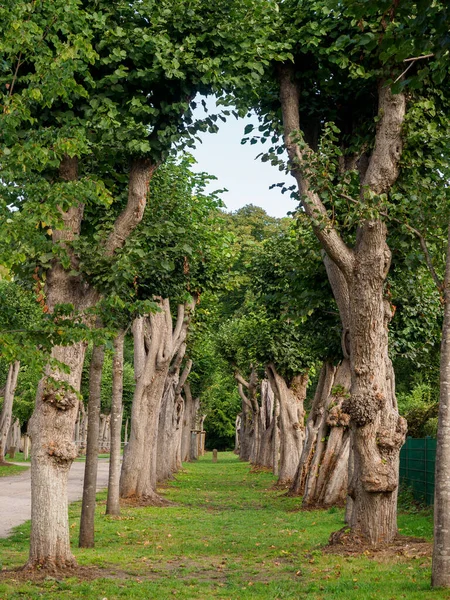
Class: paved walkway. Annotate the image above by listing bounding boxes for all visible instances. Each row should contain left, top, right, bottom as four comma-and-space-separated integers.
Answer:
0, 460, 110, 538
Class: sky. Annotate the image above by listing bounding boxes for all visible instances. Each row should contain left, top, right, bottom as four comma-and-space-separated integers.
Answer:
189, 98, 296, 219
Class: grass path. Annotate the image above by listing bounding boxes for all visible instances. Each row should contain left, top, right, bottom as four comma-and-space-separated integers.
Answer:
0, 452, 445, 599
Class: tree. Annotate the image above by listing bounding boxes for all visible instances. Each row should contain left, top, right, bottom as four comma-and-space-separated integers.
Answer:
236, 0, 450, 545
0, 0, 282, 568
110, 157, 234, 501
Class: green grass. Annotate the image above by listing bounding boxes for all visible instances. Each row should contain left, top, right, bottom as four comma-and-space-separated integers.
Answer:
0, 463, 29, 477
5, 453, 30, 464
75, 453, 111, 462
0, 452, 446, 599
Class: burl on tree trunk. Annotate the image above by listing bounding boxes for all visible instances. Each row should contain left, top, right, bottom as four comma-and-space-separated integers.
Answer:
279, 65, 407, 545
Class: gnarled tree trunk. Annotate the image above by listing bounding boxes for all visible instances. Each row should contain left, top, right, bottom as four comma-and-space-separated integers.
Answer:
0, 361, 20, 464
181, 382, 199, 462
266, 365, 307, 486
255, 379, 277, 469
279, 68, 407, 545
156, 348, 192, 483
120, 297, 194, 502
235, 367, 259, 463
290, 360, 351, 507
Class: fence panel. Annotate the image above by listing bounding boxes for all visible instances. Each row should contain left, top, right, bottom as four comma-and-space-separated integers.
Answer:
399, 437, 436, 505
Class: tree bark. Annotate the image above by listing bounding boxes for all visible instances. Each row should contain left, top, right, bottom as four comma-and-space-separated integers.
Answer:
266, 365, 307, 486
26, 155, 156, 569
106, 330, 126, 516
255, 379, 276, 469
156, 347, 191, 483
0, 361, 20, 464
120, 298, 194, 501
273, 396, 280, 477
278, 67, 407, 545
432, 223, 450, 587
290, 361, 351, 507
79, 344, 105, 548
235, 367, 259, 463
234, 414, 241, 455
181, 382, 199, 462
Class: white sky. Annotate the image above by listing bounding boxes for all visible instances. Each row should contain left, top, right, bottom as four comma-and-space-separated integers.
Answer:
190, 97, 295, 218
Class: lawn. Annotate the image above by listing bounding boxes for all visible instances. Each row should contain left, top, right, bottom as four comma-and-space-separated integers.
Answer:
0, 452, 445, 600
0, 463, 29, 477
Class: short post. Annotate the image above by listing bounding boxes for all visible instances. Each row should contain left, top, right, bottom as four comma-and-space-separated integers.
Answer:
212, 449, 218, 463
23, 435, 30, 461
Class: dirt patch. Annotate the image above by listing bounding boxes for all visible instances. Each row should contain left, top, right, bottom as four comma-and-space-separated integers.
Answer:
250, 466, 273, 474
120, 495, 174, 508
324, 528, 431, 560
0, 559, 232, 585
0, 565, 110, 583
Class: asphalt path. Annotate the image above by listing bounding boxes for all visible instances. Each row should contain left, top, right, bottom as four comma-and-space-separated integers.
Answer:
0, 459, 110, 538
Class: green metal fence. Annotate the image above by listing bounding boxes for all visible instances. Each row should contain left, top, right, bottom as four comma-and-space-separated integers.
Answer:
399, 437, 436, 505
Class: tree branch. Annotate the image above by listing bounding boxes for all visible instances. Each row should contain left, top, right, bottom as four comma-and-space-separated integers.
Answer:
363, 83, 406, 195
237, 382, 252, 409
104, 158, 158, 257
235, 372, 250, 389
176, 358, 193, 396
339, 193, 443, 292
277, 63, 354, 277
172, 304, 185, 348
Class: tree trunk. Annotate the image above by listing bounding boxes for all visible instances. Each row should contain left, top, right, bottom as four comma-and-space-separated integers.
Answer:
156, 350, 191, 483
235, 367, 259, 463
290, 361, 351, 507
79, 344, 105, 548
76, 401, 88, 455
181, 382, 199, 462
0, 361, 20, 464
98, 413, 111, 452
279, 68, 407, 545
239, 399, 253, 461
255, 379, 276, 469
266, 365, 307, 485
124, 418, 129, 445
120, 298, 194, 501
106, 330, 125, 516
234, 414, 241, 455
432, 224, 450, 587
27, 341, 87, 569
343, 223, 406, 544
273, 396, 280, 477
